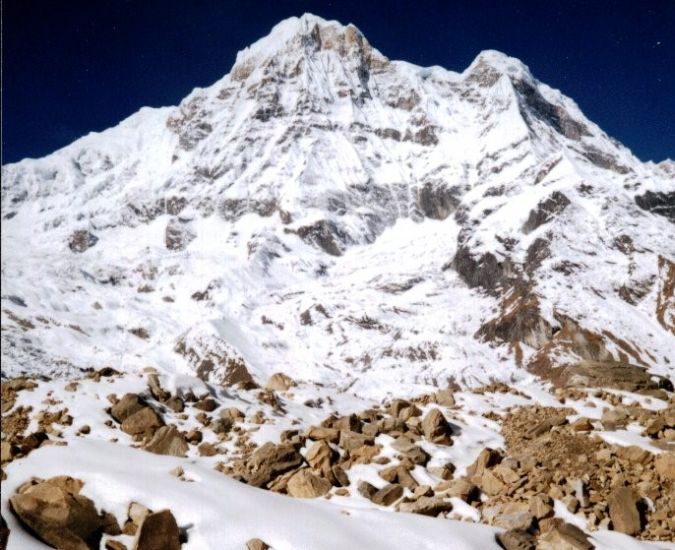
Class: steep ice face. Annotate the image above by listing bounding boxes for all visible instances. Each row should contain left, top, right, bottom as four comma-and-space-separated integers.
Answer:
1, 14, 673, 396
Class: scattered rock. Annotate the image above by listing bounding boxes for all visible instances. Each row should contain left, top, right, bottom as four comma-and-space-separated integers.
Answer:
111, 394, 147, 423
121, 407, 164, 437
421, 409, 454, 445
246, 539, 270, 550
608, 487, 641, 535
134, 509, 181, 550
194, 398, 218, 412
245, 443, 304, 488
371, 484, 403, 506
496, 528, 536, 550
286, 469, 332, 498
145, 426, 189, 457
265, 373, 296, 391
537, 521, 593, 550
398, 495, 453, 516
9, 476, 104, 550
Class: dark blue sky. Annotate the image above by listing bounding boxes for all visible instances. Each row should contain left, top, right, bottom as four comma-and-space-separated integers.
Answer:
3, 0, 674, 164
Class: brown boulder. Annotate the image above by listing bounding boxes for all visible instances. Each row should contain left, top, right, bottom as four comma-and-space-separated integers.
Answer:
305, 440, 336, 477
265, 373, 296, 392
537, 522, 593, 550
496, 528, 536, 550
654, 452, 675, 481
111, 394, 146, 423
9, 476, 104, 550
121, 407, 163, 437
246, 539, 270, 550
339, 430, 373, 451
421, 409, 453, 445
398, 496, 453, 516
287, 469, 332, 498
134, 509, 181, 550
245, 442, 304, 487
608, 487, 641, 535
371, 484, 403, 506
144, 426, 189, 457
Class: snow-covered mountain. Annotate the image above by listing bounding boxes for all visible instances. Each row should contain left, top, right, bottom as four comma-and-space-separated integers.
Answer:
2, 14, 672, 396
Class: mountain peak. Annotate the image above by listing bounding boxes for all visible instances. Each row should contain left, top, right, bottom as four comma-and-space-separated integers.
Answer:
229, 14, 386, 83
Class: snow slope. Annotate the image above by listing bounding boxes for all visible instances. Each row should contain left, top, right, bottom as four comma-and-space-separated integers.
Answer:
1, 14, 673, 398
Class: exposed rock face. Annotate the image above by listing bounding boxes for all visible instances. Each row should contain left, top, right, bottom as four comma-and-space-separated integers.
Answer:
9, 477, 104, 550
165, 218, 195, 251
68, 230, 98, 253
635, 190, 675, 222
134, 509, 181, 550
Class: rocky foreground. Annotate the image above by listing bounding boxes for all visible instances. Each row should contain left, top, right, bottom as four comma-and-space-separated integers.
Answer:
1, 365, 673, 549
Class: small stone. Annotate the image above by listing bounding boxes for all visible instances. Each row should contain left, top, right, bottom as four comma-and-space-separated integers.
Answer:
165, 397, 185, 413
246, 539, 270, 550
245, 442, 304, 488
147, 374, 169, 402
194, 398, 218, 412
440, 479, 478, 502
78, 425, 91, 435
339, 430, 374, 451
398, 496, 453, 516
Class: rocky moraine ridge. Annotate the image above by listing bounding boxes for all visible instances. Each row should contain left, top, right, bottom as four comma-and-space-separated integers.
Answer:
1, 13, 674, 550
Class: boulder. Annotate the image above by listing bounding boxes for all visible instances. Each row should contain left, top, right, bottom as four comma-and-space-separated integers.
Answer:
357, 481, 378, 500
338, 430, 373, 451
654, 452, 675, 481
467, 448, 501, 478
608, 487, 641, 535
68, 230, 98, 253
245, 442, 304, 487
421, 409, 453, 445
111, 394, 146, 423
306, 426, 339, 443
305, 440, 336, 477
371, 484, 403, 506
147, 374, 169, 402
194, 397, 218, 412
434, 389, 456, 407
286, 469, 332, 498
398, 496, 453, 516
441, 479, 478, 502
9, 476, 104, 549
246, 539, 270, 550
121, 407, 163, 437
496, 528, 536, 550
144, 426, 189, 457
265, 373, 296, 391
537, 522, 593, 550
480, 469, 506, 496
134, 509, 181, 550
